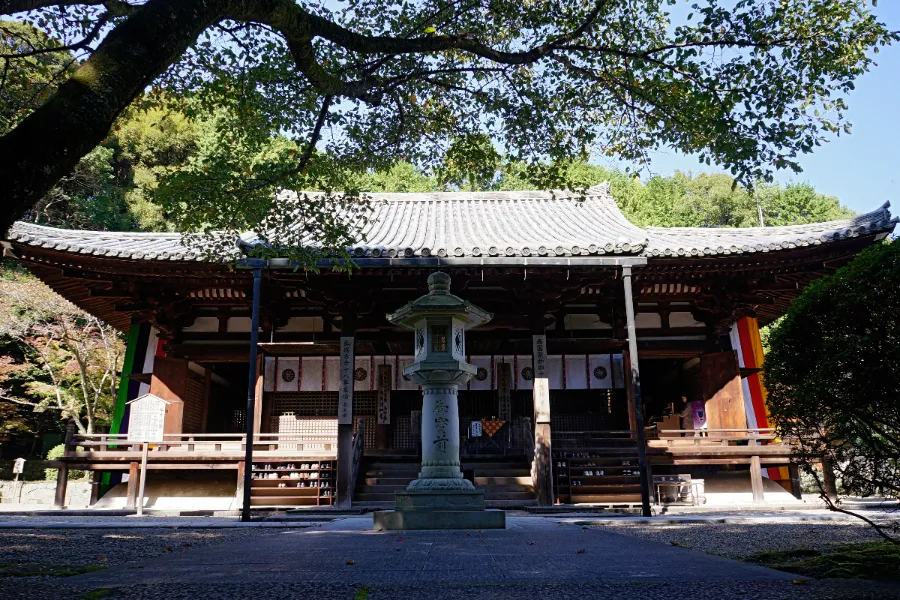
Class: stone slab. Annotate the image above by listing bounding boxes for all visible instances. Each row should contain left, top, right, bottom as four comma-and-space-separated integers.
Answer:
373, 509, 506, 530
395, 489, 485, 511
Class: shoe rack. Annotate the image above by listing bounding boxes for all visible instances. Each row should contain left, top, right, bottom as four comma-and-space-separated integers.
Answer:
250, 458, 336, 507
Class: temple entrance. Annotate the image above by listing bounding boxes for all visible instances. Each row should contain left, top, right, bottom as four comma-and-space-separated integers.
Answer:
202, 362, 249, 434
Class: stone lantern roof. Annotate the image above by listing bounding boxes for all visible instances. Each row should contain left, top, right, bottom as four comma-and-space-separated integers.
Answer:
386, 272, 492, 329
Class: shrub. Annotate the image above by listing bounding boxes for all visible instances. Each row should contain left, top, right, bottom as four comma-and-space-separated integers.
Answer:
43, 443, 85, 481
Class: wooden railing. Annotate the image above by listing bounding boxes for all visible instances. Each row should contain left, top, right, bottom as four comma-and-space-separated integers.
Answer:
551, 430, 637, 449
648, 428, 786, 448
65, 432, 338, 457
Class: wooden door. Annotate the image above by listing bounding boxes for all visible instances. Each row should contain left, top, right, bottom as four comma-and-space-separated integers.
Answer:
700, 351, 747, 430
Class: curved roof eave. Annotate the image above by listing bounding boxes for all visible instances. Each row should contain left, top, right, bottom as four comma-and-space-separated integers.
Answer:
5, 189, 896, 264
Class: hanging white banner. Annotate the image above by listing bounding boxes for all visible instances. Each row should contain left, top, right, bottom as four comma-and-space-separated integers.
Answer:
515, 355, 533, 390
263, 356, 276, 392
589, 354, 613, 390
468, 356, 493, 391
566, 355, 588, 390
276, 358, 300, 392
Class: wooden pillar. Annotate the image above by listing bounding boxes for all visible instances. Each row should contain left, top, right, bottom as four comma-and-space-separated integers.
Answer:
532, 325, 553, 506
89, 470, 102, 506
788, 464, 803, 500
53, 420, 75, 509
821, 456, 839, 502
125, 462, 139, 509
336, 314, 356, 509
235, 461, 245, 510
750, 455, 765, 503
623, 351, 636, 434
53, 463, 69, 508
622, 266, 653, 516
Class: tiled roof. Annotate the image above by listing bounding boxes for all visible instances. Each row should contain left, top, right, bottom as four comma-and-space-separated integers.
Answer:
5, 185, 896, 262
644, 202, 897, 257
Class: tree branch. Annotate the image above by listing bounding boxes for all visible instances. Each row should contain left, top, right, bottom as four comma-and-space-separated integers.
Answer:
0, 0, 229, 235
0, 12, 110, 59
228, 0, 613, 66
0, 0, 109, 15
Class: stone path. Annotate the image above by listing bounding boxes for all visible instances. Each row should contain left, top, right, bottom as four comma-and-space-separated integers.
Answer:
66, 517, 794, 586
0, 516, 897, 598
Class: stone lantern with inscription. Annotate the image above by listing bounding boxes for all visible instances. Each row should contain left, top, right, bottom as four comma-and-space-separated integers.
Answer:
373, 272, 505, 530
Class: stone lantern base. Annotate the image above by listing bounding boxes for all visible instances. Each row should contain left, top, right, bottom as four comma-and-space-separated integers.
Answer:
372, 490, 506, 530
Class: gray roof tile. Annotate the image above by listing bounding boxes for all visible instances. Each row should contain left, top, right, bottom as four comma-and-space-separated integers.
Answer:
6, 186, 896, 262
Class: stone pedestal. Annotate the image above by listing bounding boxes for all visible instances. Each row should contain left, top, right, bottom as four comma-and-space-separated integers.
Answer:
373, 489, 506, 530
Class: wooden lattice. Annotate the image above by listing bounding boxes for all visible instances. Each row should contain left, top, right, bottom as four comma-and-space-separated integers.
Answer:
270, 392, 378, 448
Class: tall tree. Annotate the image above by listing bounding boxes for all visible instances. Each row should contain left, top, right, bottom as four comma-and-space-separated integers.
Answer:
0, 0, 894, 245
0, 263, 123, 434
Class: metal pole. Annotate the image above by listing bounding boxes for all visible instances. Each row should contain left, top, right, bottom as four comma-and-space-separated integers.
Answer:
241, 266, 263, 522
136, 442, 149, 516
623, 266, 653, 517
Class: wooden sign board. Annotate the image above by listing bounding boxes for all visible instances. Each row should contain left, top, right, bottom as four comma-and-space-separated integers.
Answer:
338, 337, 354, 425
376, 364, 391, 425
532, 335, 551, 423
127, 393, 177, 442
497, 362, 512, 421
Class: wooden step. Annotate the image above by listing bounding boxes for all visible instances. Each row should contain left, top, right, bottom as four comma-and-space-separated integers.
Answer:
361, 477, 415, 486
250, 497, 327, 506
479, 484, 534, 493
482, 491, 535, 501
365, 462, 421, 470
569, 494, 642, 504
475, 476, 532, 485
487, 499, 539, 508
364, 471, 419, 478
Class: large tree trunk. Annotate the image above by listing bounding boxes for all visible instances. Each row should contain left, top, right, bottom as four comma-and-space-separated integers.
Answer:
0, 0, 226, 234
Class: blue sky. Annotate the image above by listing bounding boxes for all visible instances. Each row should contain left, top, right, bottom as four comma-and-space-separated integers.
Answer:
596, 3, 900, 215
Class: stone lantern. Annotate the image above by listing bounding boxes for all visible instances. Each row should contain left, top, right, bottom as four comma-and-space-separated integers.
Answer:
373, 272, 506, 530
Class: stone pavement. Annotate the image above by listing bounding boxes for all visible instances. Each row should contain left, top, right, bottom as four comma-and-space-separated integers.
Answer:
1, 516, 898, 598
65, 517, 794, 586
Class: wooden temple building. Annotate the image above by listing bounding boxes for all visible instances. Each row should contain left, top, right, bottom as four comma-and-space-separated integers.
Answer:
3, 185, 896, 512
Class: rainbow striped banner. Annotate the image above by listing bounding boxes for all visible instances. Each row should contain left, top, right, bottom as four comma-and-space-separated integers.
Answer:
730, 316, 789, 486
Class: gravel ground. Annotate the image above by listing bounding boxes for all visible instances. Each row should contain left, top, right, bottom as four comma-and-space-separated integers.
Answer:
0, 526, 297, 571
595, 519, 886, 559
2, 580, 900, 600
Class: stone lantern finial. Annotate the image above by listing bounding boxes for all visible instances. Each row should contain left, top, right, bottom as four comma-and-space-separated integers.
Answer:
427, 271, 451, 294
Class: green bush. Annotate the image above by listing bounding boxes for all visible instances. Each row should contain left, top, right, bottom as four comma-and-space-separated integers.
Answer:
43, 443, 85, 481
0, 459, 47, 481
766, 240, 899, 500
